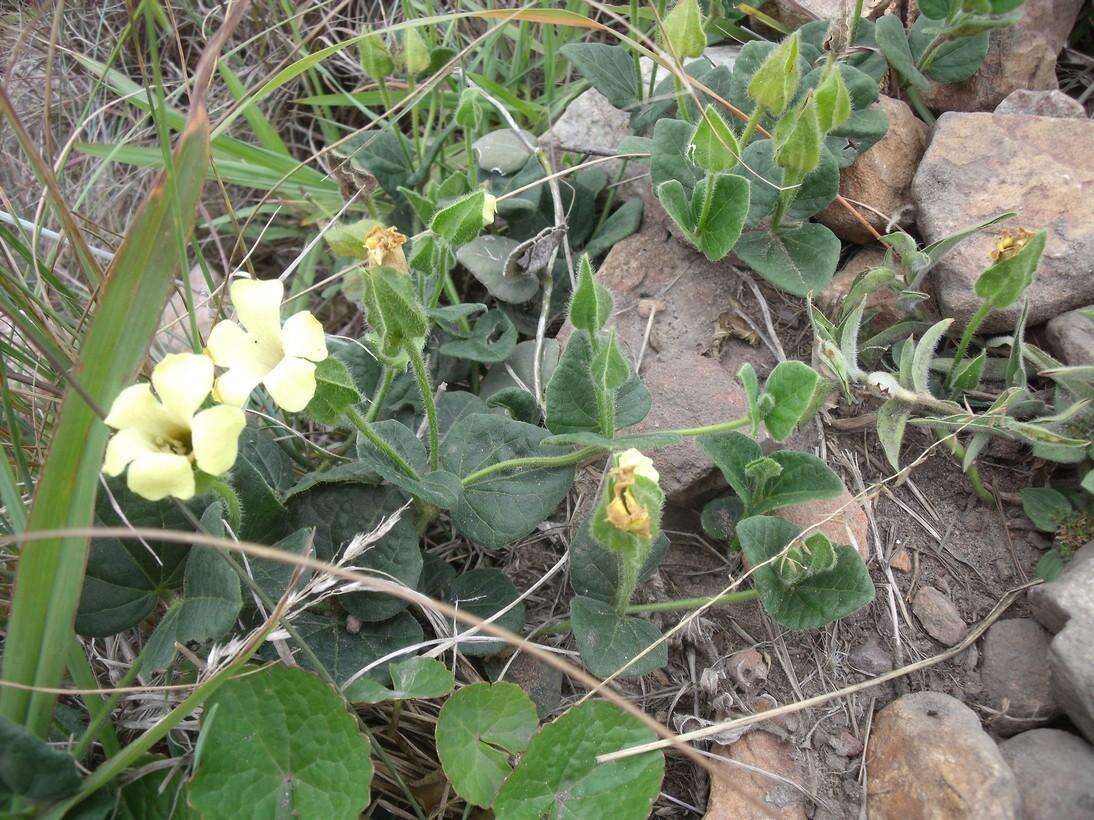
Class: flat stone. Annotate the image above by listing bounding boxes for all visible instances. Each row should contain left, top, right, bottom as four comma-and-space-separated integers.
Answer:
541, 87, 632, 170
920, 0, 1084, 113
995, 88, 1087, 119
705, 730, 808, 819
998, 729, 1094, 818
816, 96, 929, 244
979, 618, 1059, 736
912, 585, 967, 646
1044, 305, 1094, 365
912, 112, 1094, 332
866, 691, 1021, 819
773, 485, 871, 560
850, 635, 893, 676
1027, 540, 1094, 744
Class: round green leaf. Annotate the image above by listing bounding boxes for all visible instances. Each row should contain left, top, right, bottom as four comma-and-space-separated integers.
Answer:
493, 701, 665, 820
445, 568, 525, 657
473, 129, 535, 174
570, 596, 669, 678
734, 224, 841, 298
457, 235, 540, 304
189, 665, 373, 820
435, 682, 538, 808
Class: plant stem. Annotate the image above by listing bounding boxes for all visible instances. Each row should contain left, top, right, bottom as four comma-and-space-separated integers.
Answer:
66, 639, 122, 759
406, 345, 439, 471
739, 105, 764, 148
531, 589, 760, 637
849, 0, 865, 42
946, 301, 992, 390
630, 0, 644, 101
904, 87, 936, 126
669, 415, 751, 437
771, 168, 804, 232
365, 365, 395, 423
935, 430, 995, 504
461, 446, 602, 486
344, 405, 421, 481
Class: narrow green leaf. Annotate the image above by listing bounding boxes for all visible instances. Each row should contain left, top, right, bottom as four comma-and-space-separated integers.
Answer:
875, 15, 931, 92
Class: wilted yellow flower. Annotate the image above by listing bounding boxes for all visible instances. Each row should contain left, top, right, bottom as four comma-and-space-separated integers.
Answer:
364, 225, 408, 273
991, 228, 1036, 263
103, 353, 246, 501
206, 278, 328, 413
604, 450, 660, 539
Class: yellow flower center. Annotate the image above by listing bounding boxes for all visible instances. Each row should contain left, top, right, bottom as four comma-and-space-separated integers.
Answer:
604, 465, 652, 538
991, 228, 1036, 263
364, 225, 408, 273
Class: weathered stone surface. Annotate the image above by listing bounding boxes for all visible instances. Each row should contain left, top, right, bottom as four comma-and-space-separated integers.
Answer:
1044, 304, 1094, 365
541, 87, 631, 161
816, 96, 929, 244
920, 0, 1084, 113
818, 246, 906, 329
995, 88, 1087, 119
979, 618, 1059, 736
774, 486, 871, 560
912, 113, 1094, 332
866, 691, 1021, 819
850, 635, 893, 676
763, 0, 890, 31
1027, 540, 1094, 744
705, 730, 808, 819
912, 585, 967, 646
998, 729, 1094, 819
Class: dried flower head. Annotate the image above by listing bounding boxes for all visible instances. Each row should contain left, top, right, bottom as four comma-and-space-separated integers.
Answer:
991, 228, 1036, 263
364, 225, 408, 273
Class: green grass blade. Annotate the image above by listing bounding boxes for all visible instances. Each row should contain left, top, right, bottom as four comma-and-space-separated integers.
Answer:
0, 112, 211, 737
217, 60, 292, 156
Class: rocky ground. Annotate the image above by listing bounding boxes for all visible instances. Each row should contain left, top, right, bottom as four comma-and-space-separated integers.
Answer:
536, 2, 1094, 816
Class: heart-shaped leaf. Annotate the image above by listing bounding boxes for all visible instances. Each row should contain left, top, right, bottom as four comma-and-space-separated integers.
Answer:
559, 42, 640, 109
439, 309, 518, 363
735, 223, 841, 298
344, 655, 454, 703
457, 235, 540, 304
444, 568, 525, 657
570, 595, 668, 678
545, 331, 651, 435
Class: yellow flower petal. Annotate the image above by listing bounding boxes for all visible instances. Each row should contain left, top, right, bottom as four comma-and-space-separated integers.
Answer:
262, 356, 317, 413
191, 405, 246, 475
126, 452, 195, 501
230, 277, 284, 343
212, 366, 265, 407
616, 448, 659, 484
102, 428, 157, 477
281, 311, 328, 362
152, 353, 214, 424
103, 383, 174, 436
205, 319, 249, 369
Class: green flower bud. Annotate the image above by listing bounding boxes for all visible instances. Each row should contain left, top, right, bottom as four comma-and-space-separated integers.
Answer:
403, 27, 430, 76
358, 32, 393, 79
773, 95, 822, 175
748, 33, 800, 115
815, 65, 852, 133
662, 0, 706, 59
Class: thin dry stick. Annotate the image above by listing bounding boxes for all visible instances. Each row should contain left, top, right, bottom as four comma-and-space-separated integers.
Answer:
596, 581, 1037, 763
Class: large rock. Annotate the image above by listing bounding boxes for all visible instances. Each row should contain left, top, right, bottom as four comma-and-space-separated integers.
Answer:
818, 246, 905, 329
912, 585, 967, 646
912, 113, 1094, 332
773, 486, 871, 560
998, 729, 1094, 819
705, 730, 808, 819
920, 0, 1084, 113
866, 691, 1021, 818
979, 618, 1059, 736
1044, 305, 1094, 365
995, 88, 1087, 119
1027, 540, 1094, 744
816, 96, 930, 244
763, 0, 890, 30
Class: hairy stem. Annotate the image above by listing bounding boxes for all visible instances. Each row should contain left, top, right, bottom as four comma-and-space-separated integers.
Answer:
345, 405, 421, 481
406, 345, 439, 471
946, 301, 992, 390
461, 447, 602, 486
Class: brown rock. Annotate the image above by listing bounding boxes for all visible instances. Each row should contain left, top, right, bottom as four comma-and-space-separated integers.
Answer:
866, 691, 1021, 818
763, 0, 891, 30
727, 648, 769, 691
995, 88, 1087, 119
890, 548, 913, 573
1044, 304, 1094, 365
816, 96, 929, 244
912, 586, 967, 646
826, 728, 865, 758
818, 246, 905, 328
912, 113, 1094, 332
998, 729, 1094, 819
774, 485, 871, 560
920, 0, 1084, 113
979, 618, 1059, 736
850, 635, 893, 675
705, 731, 808, 819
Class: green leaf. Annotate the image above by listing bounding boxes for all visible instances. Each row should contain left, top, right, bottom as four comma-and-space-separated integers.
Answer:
176, 523, 242, 644
735, 140, 840, 225
699, 430, 762, 508
650, 118, 702, 194
909, 16, 989, 83
974, 230, 1047, 309
826, 106, 890, 168
189, 665, 373, 819
585, 198, 644, 259
0, 715, 81, 801
918, 0, 955, 18
287, 483, 421, 621
247, 527, 313, 605
445, 568, 526, 657
344, 127, 414, 194
431, 190, 488, 246
305, 357, 362, 425
571, 595, 668, 678
912, 318, 953, 393
656, 179, 697, 242
1082, 470, 1094, 495
591, 329, 631, 392
324, 217, 379, 259
345, 656, 454, 703
735, 224, 840, 298
440, 309, 518, 363
441, 414, 576, 547
737, 516, 874, 629
436, 682, 538, 808
569, 254, 613, 335
280, 612, 424, 686
952, 351, 986, 393
875, 15, 931, 92
662, 0, 706, 58
234, 426, 293, 544
457, 235, 540, 304
494, 701, 665, 820
692, 172, 750, 261
358, 32, 394, 78
876, 399, 911, 469
701, 496, 743, 541
473, 128, 535, 174
559, 43, 640, 109
546, 331, 651, 435
353, 419, 461, 508
1036, 549, 1067, 582
690, 105, 740, 173
738, 362, 763, 435
570, 519, 670, 604
814, 65, 852, 133
1020, 487, 1072, 533
761, 360, 820, 442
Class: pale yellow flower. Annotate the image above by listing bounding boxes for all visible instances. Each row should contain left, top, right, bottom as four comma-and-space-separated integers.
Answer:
482, 193, 498, 225
615, 448, 659, 484
206, 278, 328, 413
103, 353, 246, 501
